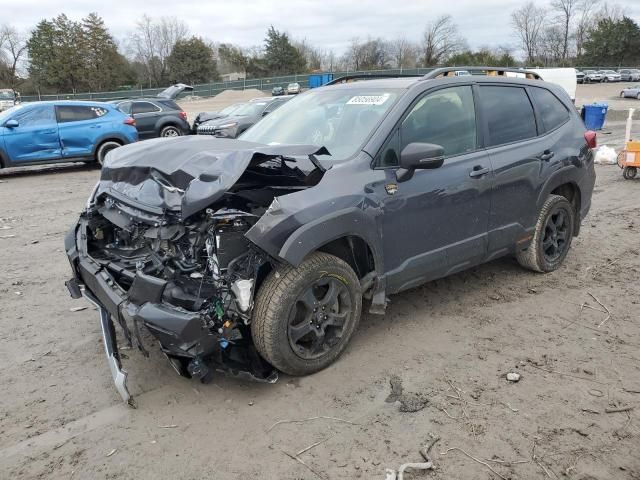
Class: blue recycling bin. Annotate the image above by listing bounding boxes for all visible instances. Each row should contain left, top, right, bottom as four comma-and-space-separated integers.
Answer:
582, 103, 608, 130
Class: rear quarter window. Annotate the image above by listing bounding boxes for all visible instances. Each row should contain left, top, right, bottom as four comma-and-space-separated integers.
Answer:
528, 87, 570, 133
156, 100, 180, 111
480, 86, 537, 147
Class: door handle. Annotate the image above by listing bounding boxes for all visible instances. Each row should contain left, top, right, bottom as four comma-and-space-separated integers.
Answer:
469, 165, 490, 178
539, 150, 555, 161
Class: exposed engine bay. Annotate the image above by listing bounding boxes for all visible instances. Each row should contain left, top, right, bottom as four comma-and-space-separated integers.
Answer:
66, 138, 329, 398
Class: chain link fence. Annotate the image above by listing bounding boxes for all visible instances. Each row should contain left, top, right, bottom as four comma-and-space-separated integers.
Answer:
19, 66, 640, 103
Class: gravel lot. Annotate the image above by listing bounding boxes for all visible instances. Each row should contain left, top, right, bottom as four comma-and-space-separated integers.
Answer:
1, 83, 639, 479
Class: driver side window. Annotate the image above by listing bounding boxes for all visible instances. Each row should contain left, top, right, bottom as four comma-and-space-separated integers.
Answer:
401, 86, 476, 157
377, 86, 477, 167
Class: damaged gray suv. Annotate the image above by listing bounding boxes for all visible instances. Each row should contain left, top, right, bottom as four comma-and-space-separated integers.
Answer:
65, 68, 596, 404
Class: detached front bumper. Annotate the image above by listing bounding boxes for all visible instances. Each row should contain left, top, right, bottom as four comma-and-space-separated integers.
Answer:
64, 217, 276, 404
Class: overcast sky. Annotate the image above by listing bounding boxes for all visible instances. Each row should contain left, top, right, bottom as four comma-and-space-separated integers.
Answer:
8, 0, 640, 56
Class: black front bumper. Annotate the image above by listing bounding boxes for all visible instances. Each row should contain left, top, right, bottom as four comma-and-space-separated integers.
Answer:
64, 218, 276, 403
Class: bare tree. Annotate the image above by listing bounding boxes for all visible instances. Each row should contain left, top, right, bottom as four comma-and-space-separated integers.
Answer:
511, 2, 547, 64
0, 25, 27, 90
390, 37, 417, 69
575, 0, 600, 57
421, 15, 464, 66
595, 1, 623, 21
550, 0, 578, 62
130, 15, 188, 87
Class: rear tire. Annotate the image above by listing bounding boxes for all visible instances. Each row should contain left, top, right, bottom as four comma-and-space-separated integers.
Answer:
96, 140, 122, 166
623, 167, 637, 180
160, 125, 181, 137
251, 252, 362, 376
516, 195, 575, 273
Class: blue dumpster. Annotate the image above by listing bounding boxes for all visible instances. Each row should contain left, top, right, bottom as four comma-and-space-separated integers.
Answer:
582, 103, 608, 130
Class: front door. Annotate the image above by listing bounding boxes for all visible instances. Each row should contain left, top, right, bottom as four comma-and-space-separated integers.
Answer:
374, 85, 492, 293
2, 105, 60, 163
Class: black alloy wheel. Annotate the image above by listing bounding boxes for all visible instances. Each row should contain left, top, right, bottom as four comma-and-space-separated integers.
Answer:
287, 276, 352, 360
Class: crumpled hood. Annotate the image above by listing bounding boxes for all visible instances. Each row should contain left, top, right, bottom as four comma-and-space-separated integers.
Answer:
97, 136, 327, 219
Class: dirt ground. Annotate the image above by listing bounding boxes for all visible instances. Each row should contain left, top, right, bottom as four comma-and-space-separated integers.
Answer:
1, 84, 639, 480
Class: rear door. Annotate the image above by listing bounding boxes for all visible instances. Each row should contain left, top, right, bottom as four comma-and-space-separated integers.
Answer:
56, 105, 110, 159
2, 104, 60, 163
479, 84, 564, 258
131, 101, 161, 138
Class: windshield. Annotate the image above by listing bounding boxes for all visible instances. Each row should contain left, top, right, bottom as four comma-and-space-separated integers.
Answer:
241, 87, 401, 161
232, 102, 266, 116
0, 90, 15, 100
219, 103, 242, 115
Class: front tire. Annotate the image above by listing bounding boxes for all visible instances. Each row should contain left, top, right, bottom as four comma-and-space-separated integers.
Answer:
96, 140, 122, 165
251, 252, 362, 376
160, 125, 182, 138
516, 195, 575, 273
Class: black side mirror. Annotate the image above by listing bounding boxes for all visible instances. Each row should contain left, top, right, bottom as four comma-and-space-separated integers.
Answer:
4, 119, 18, 128
396, 142, 445, 182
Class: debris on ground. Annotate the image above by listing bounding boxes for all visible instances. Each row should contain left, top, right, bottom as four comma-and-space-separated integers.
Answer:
385, 375, 429, 412
385, 437, 439, 480
506, 372, 521, 382
70, 306, 87, 312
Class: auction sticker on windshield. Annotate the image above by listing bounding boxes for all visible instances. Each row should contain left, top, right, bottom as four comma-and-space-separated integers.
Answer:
347, 93, 390, 105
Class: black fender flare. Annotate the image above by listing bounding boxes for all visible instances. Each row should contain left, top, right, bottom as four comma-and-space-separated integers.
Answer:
536, 166, 581, 211
277, 207, 383, 274
535, 166, 583, 234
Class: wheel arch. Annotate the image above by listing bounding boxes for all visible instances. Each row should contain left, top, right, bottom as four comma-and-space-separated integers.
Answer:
91, 135, 127, 159
538, 174, 582, 236
273, 207, 383, 279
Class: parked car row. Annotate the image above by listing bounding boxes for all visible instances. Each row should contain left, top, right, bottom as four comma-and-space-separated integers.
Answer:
578, 68, 640, 83
195, 96, 292, 138
272, 82, 301, 96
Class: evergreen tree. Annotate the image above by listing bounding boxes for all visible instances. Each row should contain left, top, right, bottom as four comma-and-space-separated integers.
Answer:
167, 37, 219, 84
581, 16, 640, 66
263, 26, 307, 76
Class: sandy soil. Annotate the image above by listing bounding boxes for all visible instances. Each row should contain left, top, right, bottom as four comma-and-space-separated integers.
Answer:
0, 88, 639, 480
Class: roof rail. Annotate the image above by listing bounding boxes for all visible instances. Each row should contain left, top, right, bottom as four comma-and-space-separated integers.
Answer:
325, 73, 424, 85
422, 66, 543, 80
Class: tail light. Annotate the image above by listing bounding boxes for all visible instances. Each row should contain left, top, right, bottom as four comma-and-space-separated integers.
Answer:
179, 111, 187, 121
584, 130, 597, 149
124, 116, 136, 127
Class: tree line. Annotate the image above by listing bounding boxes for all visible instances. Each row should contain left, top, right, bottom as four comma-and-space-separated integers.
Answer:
0, 1, 639, 96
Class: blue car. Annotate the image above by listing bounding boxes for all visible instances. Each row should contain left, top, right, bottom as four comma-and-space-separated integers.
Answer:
0, 101, 138, 168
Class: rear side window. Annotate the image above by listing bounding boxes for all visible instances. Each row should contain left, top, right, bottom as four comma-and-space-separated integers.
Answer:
156, 100, 180, 110
529, 87, 570, 133
480, 86, 537, 146
56, 105, 108, 123
132, 102, 160, 114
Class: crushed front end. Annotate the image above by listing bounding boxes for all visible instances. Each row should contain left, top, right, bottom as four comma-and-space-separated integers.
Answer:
65, 137, 327, 404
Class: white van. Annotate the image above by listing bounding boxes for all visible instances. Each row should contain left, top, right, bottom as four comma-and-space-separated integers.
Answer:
505, 68, 577, 103
0, 89, 17, 111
